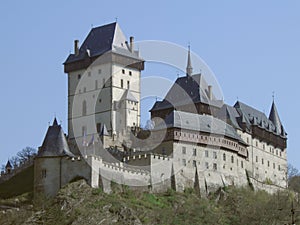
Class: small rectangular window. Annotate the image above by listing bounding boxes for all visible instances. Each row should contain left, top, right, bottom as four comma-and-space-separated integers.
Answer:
223, 153, 226, 161
262, 158, 264, 165
41, 169, 47, 179
182, 159, 186, 166
213, 151, 217, 159
121, 79, 123, 88
95, 80, 98, 90
127, 80, 130, 89
205, 162, 209, 169
213, 163, 217, 170
256, 156, 258, 163
96, 123, 101, 133
193, 148, 196, 156
241, 161, 244, 168
78, 74, 81, 80
122, 69, 125, 74
205, 150, 209, 157
182, 147, 186, 154
129, 71, 132, 76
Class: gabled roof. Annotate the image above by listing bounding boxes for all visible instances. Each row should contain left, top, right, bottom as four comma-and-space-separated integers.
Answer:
154, 110, 245, 143
121, 89, 138, 102
38, 118, 74, 157
64, 22, 141, 65
150, 74, 223, 111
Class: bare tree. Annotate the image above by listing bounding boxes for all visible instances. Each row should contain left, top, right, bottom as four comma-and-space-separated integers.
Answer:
9, 156, 19, 168
17, 147, 37, 163
288, 163, 300, 181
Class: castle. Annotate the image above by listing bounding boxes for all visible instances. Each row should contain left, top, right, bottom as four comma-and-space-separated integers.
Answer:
33, 22, 287, 197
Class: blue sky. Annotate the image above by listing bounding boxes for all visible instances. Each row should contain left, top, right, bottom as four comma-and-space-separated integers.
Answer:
0, 1, 299, 169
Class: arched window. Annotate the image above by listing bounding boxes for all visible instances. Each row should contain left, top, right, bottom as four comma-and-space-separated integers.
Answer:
82, 100, 87, 116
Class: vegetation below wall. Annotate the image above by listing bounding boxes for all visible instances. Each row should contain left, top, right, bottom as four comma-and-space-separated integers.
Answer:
0, 165, 34, 199
0, 179, 299, 225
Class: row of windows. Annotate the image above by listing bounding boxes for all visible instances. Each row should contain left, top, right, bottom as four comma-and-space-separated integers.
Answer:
255, 156, 281, 171
120, 79, 130, 89
250, 138, 283, 157
182, 147, 237, 164
181, 160, 244, 170
176, 132, 241, 150
122, 69, 132, 76
77, 69, 102, 81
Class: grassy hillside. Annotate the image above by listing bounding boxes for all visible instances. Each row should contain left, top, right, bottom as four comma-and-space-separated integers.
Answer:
0, 165, 34, 199
0, 179, 299, 225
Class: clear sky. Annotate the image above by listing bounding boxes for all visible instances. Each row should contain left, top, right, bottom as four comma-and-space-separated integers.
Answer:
0, 1, 299, 169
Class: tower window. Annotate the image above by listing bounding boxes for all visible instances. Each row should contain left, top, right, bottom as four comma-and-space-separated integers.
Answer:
122, 69, 125, 74
41, 169, 47, 179
121, 79, 123, 88
127, 81, 130, 89
205, 150, 209, 157
231, 156, 234, 163
95, 80, 98, 90
129, 71, 132, 76
223, 153, 226, 161
241, 161, 244, 168
96, 123, 101, 133
82, 100, 87, 116
182, 159, 186, 166
82, 126, 86, 137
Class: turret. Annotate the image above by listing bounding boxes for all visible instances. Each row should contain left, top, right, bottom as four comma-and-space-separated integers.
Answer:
269, 100, 284, 136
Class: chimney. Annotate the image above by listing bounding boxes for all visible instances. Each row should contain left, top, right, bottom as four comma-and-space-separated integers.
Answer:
208, 85, 213, 100
129, 36, 134, 53
74, 40, 79, 56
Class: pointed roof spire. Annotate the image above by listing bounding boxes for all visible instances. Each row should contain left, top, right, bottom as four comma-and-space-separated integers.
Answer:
186, 45, 193, 76
269, 100, 283, 135
53, 117, 58, 126
5, 160, 12, 169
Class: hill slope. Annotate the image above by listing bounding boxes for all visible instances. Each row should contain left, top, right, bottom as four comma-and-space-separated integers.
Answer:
0, 179, 299, 225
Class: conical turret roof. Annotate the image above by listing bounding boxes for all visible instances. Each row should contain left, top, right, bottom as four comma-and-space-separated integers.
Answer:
269, 101, 284, 135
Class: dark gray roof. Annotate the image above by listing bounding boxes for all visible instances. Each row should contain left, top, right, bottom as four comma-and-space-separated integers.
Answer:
269, 101, 284, 135
64, 22, 141, 65
217, 104, 241, 130
121, 89, 138, 102
234, 101, 286, 137
154, 110, 245, 143
150, 74, 223, 111
38, 119, 74, 157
